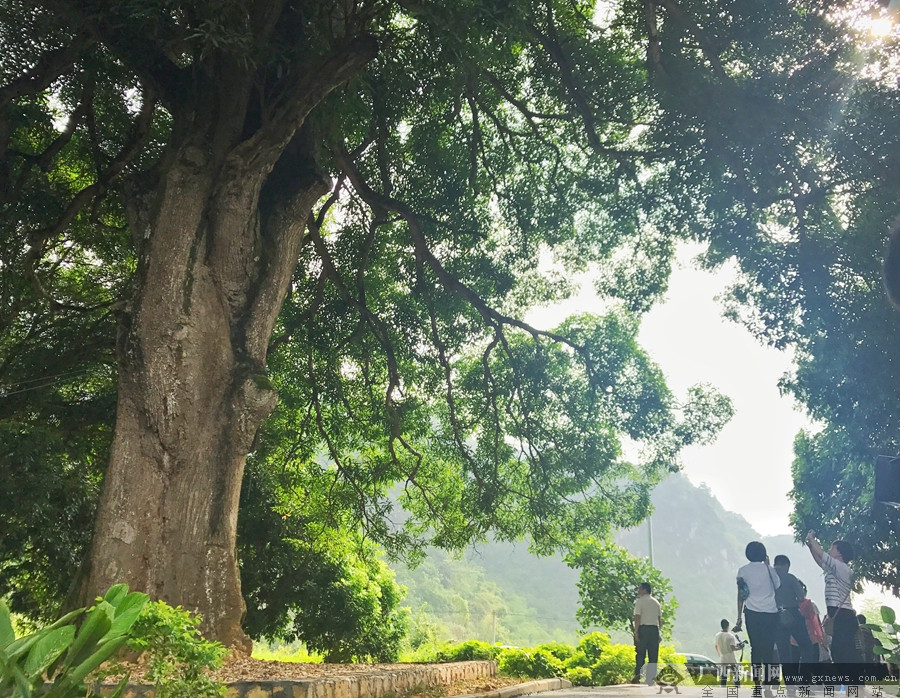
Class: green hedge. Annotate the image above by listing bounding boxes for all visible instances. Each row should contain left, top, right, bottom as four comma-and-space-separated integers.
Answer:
421, 632, 689, 686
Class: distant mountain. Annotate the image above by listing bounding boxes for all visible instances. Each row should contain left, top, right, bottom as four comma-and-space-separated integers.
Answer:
393, 473, 830, 654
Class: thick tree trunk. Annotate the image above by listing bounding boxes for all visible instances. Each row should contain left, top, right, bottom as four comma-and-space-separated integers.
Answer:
78, 32, 376, 650
83, 137, 326, 651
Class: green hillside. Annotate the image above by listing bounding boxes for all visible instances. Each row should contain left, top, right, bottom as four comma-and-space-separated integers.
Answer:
394, 473, 830, 654
395, 545, 581, 648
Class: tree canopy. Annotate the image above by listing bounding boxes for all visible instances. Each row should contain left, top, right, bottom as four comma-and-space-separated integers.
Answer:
634, 2, 900, 588
1, 0, 897, 648
567, 540, 677, 637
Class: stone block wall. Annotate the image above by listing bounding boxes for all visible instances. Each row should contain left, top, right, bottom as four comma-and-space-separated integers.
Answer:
95, 660, 498, 698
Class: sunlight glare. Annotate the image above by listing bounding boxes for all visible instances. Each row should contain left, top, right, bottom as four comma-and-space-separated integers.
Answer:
869, 16, 894, 37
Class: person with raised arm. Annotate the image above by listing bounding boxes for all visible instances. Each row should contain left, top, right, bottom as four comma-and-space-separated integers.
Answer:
804, 530, 861, 664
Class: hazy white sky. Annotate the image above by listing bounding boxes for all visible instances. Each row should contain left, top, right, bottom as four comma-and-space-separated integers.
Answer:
638, 247, 811, 537
528, 242, 812, 537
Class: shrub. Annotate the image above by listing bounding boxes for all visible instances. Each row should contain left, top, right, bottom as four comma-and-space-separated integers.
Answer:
556, 634, 684, 687
534, 642, 573, 663
589, 642, 634, 686
565, 666, 593, 686
415, 633, 686, 688
121, 601, 227, 698
1, 586, 229, 698
435, 640, 498, 662
575, 632, 609, 663
497, 648, 533, 677
563, 649, 591, 669
530, 649, 564, 678
497, 648, 562, 679
864, 605, 900, 668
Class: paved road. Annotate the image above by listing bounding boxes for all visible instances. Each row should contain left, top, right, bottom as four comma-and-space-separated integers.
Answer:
531, 685, 898, 698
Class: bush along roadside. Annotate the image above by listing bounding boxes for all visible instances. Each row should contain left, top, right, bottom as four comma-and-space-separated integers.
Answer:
421, 633, 687, 687
0, 584, 228, 698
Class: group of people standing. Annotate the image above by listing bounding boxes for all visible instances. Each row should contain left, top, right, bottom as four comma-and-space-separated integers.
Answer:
727, 530, 861, 694
630, 530, 879, 690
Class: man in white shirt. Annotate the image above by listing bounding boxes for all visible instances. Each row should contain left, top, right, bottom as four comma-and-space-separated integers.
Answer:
632, 582, 662, 685
715, 618, 743, 687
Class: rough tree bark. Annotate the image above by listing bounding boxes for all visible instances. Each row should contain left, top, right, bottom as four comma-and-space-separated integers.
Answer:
80, 36, 377, 651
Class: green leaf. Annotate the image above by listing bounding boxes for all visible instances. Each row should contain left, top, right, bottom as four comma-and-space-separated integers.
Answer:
23, 626, 75, 677
60, 635, 127, 687
45, 609, 85, 631
0, 646, 33, 698
5, 634, 40, 662
0, 601, 15, 648
874, 645, 891, 655
106, 593, 149, 640
60, 604, 112, 670
103, 584, 129, 607
881, 606, 896, 625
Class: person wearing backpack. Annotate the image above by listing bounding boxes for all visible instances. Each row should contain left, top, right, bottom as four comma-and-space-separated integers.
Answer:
795, 582, 824, 663
734, 541, 781, 696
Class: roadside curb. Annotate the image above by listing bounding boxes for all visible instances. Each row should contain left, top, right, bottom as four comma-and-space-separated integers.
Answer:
453, 678, 573, 698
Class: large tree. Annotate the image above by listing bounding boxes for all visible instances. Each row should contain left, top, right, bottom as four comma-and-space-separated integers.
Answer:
8, 0, 892, 651
1, 0, 739, 650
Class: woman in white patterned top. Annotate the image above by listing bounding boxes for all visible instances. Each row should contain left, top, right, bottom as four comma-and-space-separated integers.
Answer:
804, 530, 861, 664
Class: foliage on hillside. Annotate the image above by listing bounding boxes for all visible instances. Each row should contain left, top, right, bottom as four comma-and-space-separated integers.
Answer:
394, 548, 580, 650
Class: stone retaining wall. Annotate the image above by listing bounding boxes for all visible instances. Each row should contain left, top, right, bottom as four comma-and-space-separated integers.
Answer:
98, 660, 498, 698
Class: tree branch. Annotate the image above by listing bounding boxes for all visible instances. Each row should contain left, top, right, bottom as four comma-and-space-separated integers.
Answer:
23, 94, 157, 306
526, 12, 668, 162
47, 0, 185, 107
655, 0, 730, 82
0, 34, 95, 108
333, 143, 594, 364
482, 69, 573, 122
232, 34, 378, 174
